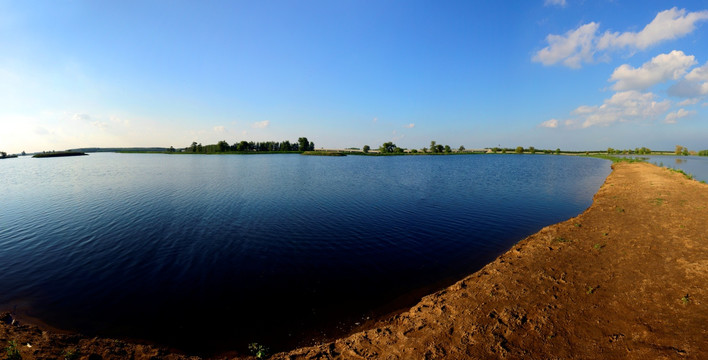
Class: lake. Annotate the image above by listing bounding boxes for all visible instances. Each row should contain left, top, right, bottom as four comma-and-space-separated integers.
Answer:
0, 153, 610, 355
626, 155, 708, 182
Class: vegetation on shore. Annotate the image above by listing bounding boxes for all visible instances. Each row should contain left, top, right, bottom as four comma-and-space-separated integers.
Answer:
0, 151, 18, 159
32, 151, 88, 158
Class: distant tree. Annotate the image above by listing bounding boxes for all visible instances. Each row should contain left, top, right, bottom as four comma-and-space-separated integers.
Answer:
217, 140, 229, 152
501, 148, 507, 154
555, 148, 561, 155
380, 142, 396, 153
607, 147, 614, 154
363, 145, 370, 153
394, 147, 404, 153
237, 141, 250, 151
168, 146, 176, 153
682, 148, 689, 156
492, 147, 500, 153
529, 146, 536, 154
458, 145, 465, 152
309, 141, 315, 151
197, 143, 203, 153
430, 141, 437, 153
515, 146, 523, 154
297, 137, 309, 152
411, 149, 418, 153
675, 145, 685, 155
436, 144, 444, 153
21, 151, 26, 156
0, 151, 6, 158
191, 142, 198, 152
422, 147, 428, 153
444, 145, 451, 153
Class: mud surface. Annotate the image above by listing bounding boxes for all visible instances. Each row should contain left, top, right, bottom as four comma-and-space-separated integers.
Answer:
2, 162, 707, 359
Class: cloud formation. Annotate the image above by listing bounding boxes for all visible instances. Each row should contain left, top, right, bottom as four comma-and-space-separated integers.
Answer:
251, 120, 270, 128
609, 50, 695, 91
664, 108, 694, 124
539, 119, 559, 128
533, 8, 708, 68
404, 123, 415, 128
544, 0, 566, 7
572, 91, 671, 128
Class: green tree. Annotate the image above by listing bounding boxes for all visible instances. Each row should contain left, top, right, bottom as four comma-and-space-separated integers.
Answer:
675, 145, 685, 155
191, 142, 198, 152
168, 146, 176, 153
492, 147, 500, 153
411, 149, 418, 153
298, 137, 309, 152
444, 145, 451, 153
555, 148, 561, 155
363, 145, 370, 153
607, 147, 614, 154
430, 141, 437, 153
217, 140, 229, 152
529, 146, 536, 154
458, 145, 465, 152
422, 147, 428, 153
501, 148, 507, 154
380, 142, 396, 153
515, 146, 523, 154
682, 148, 689, 156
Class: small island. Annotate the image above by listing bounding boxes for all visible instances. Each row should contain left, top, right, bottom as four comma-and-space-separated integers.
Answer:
32, 151, 88, 158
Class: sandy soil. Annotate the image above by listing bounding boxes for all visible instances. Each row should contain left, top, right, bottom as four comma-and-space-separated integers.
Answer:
2, 162, 707, 359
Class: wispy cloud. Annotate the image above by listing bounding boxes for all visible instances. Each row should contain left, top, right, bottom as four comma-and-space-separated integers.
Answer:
533, 8, 708, 68
539, 119, 559, 128
572, 91, 671, 128
214, 125, 227, 133
664, 108, 694, 124
544, 0, 566, 8
251, 120, 270, 129
404, 123, 415, 128
668, 61, 708, 98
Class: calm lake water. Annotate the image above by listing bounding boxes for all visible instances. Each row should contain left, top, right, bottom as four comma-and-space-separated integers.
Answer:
627, 155, 708, 182
0, 153, 610, 355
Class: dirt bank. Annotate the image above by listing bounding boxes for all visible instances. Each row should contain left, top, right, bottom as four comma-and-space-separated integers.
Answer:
2, 162, 707, 359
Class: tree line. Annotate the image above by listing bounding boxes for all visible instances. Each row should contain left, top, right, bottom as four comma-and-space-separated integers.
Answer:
184, 137, 314, 153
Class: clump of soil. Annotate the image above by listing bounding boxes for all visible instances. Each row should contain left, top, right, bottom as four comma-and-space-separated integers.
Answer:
2, 162, 706, 359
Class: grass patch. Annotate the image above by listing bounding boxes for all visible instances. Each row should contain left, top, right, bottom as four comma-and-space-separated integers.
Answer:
574, 223, 582, 228
615, 207, 625, 213
593, 243, 605, 250
586, 286, 598, 295
248, 343, 270, 359
62, 347, 80, 360
681, 294, 690, 305
301, 151, 346, 156
553, 237, 572, 243
653, 198, 664, 205
590, 155, 647, 163
5, 341, 21, 360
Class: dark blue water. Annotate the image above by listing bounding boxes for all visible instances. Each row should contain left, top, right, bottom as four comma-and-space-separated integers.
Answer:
0, 153, 610, 355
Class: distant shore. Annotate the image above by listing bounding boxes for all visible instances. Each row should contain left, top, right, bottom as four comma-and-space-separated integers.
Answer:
1, 161, 707, 359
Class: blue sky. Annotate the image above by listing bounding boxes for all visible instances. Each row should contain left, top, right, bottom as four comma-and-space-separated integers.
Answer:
1, 0, 707, 153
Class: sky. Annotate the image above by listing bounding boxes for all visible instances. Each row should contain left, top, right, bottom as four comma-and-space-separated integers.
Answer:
1, 0, 708, 153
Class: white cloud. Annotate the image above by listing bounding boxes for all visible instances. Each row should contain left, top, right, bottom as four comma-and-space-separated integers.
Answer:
572, 90, 671, 128
251, 120, 270, 129
677, 98, 700, 106
533, 22, 599, 68
372, 117, 378, 123
544, 0, 566, 7
609, 50, 696, 91
598, 8, 708, 51
404, 123, 415, 128
214, 125, 227, 133
664, 108, 694, 124
668, 61, 708, 98
72, 113, 91, 121
533, 8, 708, 68
540, 119, 559, 128
564, 119, 576, 127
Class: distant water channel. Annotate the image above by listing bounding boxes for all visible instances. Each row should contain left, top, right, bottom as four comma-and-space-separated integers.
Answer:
623, 155, 708, 182
0, 153, 610, 355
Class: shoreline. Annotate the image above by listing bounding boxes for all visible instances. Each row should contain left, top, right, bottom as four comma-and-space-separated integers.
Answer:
2, 162, 707, 359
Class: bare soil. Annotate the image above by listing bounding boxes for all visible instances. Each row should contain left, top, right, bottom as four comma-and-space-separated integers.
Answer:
2, 162, 707, 359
